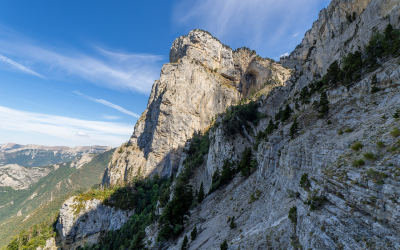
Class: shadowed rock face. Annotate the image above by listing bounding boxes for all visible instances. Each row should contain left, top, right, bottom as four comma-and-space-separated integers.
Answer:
102, 30, 291, 186
56, 196, 134, 250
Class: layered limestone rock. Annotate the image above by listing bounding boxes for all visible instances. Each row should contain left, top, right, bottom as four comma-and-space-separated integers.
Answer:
158, 0, 400, 248
103, 30, 291, 186
281, 0, 400, 87
165, 50, 400, 250
56, 197, 134, 250
0, 164, 53, 189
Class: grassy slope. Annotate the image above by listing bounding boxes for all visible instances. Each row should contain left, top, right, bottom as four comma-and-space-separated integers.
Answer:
0, 149, 114, 246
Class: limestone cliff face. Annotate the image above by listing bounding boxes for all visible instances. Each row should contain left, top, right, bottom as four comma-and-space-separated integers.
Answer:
166, 58, 400, 249
281, 0, 400, 87
56, 197, 134, 250
160, 0, 400, 248
102, 30, 291, 186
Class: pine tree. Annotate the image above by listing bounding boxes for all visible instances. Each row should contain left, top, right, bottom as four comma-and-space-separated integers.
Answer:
383, 23, 394, 55
229, 216, 236, 229
191, 226, 198, 241
318, 91, 329, 117
197, 182, 205, 203
290, 117, 299, 139
281, 104, 292, 122
266, 119, 275, 134
220, 240, 229, 250
181, 235, 188, 250
325, 61, 340, 85
371, 74, 380, 93
237, 147, 253, 176
129, 230, 146, 249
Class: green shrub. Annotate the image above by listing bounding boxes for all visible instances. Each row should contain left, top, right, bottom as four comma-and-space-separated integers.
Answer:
344, 127, 353, 133
229, 216, 236, 229
388, 147, 397, 152
288, 206, 297, 224
390, 127, 400, 137
220, 240, 228, 250
304, 191, 327, 211
366, 168, 388, 185
393, 109, 400, 118
363, 152, 377, 160
352, 159, 365, 167
377, 141, 385, 148
249, 190, 261, 203
299, 173, 311, 188
338, 130, 343, 135
351, 142, 363, 151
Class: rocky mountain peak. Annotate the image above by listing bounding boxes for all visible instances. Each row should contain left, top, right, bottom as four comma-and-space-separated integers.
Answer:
102, 30, 291, 186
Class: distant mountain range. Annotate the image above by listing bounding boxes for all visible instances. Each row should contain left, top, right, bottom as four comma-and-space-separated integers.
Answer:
0, 142, 112, 167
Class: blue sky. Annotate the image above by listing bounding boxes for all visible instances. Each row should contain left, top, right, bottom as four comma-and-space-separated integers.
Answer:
0, 0, 330, 147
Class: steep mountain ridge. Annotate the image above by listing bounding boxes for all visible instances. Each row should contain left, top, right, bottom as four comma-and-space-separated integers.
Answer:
15, 0, 400, 249
102, 30, 291, 186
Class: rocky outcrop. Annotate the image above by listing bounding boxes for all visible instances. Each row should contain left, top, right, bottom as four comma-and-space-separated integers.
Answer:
281, 0, 400, 87
69, 154, 95, 169
0, 164, 53, 189
56, 197, 134, 250
103, 30, 291, 186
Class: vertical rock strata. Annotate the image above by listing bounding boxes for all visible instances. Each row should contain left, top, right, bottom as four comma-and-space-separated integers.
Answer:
102, 30, 291, 186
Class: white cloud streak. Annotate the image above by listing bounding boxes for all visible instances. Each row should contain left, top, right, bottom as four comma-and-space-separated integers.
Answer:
101, 115, 121, 120
0, 106, 133, 147
73, 91, 140, 118
280, 52, 289, 58
0, 54, 43, 78
77, 132, 89, 137
0, 28, 163, 94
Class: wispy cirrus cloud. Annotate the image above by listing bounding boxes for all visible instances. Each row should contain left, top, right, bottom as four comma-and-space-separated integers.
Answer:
0, 106, 133, 147
0, 26, 163, 94
173, 0, 330, 58
73, 91, 140, 118
0, 54, 43, 78
101, 114, 121, 120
